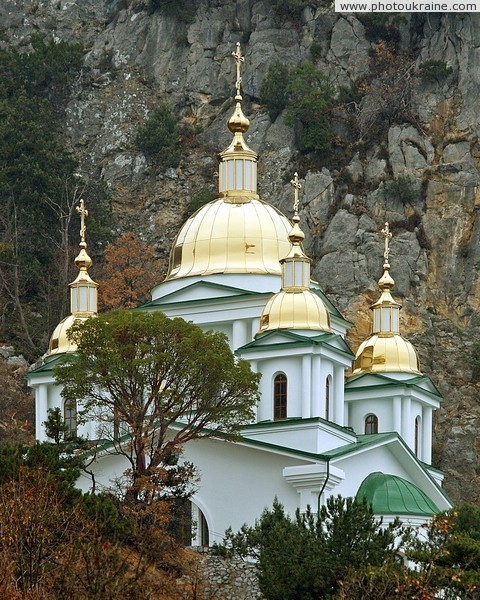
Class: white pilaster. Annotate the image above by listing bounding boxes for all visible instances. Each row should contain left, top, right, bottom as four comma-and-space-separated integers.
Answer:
402, 396, 412, 449
302, 355, 311, 418
35, 383, 48, 442
311, 356, 321, 417
232, 319, 248, 351
422, 408, 433, 464
393, 396, 402, 432
333, 365, 344, 426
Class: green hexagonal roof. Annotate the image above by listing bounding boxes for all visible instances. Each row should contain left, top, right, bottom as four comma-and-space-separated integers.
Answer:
356, 472, 439, 516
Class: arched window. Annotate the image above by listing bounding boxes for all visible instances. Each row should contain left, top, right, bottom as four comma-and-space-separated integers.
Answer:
364, 414, 378, 434
273, 373, 287, 421
64, 399, 77, 438
414, 416, 421, 457
325, 376, 331, 420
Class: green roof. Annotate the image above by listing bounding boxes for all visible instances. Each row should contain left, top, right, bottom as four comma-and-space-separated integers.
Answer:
237, 330, 354, 358
27, 354, 65, 378
356, 471, 439, 516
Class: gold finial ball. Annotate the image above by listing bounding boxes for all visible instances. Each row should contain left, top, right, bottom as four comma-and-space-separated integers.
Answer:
227, 101, 250, 134
74, 247, 92, 270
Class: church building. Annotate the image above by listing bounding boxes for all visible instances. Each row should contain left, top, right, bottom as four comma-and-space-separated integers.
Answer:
28, 44, 451, 546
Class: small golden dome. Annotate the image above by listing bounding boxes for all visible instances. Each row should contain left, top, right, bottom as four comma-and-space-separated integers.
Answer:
47, 199, 97, 356
227, 95, 250, 134
48, 315, 85, 356
258, 289, 332, 334
166, 198, 292, 280
74, 242, 92, 270
351, 334, 421, 375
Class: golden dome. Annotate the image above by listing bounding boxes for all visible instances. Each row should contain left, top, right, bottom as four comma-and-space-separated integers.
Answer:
258, 289, 332, 334
165, 198, 292, 280
47, 199, 97, 356
48, 315, 85, 356
351, 334, 421, 375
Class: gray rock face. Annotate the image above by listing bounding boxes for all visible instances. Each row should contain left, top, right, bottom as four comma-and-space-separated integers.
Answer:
3, 1, 480, 502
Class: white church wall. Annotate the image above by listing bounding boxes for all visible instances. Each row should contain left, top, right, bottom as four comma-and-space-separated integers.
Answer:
347, 397, 397, 435
180, 437, 305, 544
256, 357, 303, 421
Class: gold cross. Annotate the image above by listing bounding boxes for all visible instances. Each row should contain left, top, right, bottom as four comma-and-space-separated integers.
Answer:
76, 198, 88, 244
232, 42, 244, 95
290, 172, 302, 215
381, 222, 392, 262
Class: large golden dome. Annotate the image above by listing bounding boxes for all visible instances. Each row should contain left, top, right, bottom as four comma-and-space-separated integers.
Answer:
165, 198, 292, 280
351, 334, 421, 375
258, 289, 331, 333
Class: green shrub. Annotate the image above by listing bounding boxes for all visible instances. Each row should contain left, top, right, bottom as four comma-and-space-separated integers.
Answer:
383, 174, 421, 205
418, 59, 452, 83
310, 41, 322, 62
259, 62, 290, 122
285, 61, 335, 154
136, 103, 181, 168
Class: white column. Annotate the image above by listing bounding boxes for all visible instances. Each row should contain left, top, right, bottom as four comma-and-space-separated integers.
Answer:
422, 408, 433, 464
401, 396, 412, 449
232, 319, 248, 351
35, 383, 48, 442
257, 371, 271, 421
302, 355, 311, 418
311, 356, 321, 417
333, 365, 344, 426
393, 396, 402, 434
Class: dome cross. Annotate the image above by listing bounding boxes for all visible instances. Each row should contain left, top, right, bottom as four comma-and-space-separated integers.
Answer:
290, 172, 302, 218
76, 199, 89, 245
381, 221, 392, 264
232, 42, 244, 96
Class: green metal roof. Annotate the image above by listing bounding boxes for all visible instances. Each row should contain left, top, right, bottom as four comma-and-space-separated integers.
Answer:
345, 372, 443, 401
356, 471, 439, 516
27, 354, 65, 378
237, 330, 354, 358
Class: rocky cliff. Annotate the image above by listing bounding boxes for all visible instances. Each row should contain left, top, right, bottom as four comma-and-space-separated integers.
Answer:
2, 0, 480, 503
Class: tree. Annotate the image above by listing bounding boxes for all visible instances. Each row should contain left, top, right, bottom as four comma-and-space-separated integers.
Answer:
99, 231, 160, 310
259, 62, 290, 121
217, 496, 403, 600
135, 103, 181, 168
285, 61, 335, 154
54, 310, 259, 502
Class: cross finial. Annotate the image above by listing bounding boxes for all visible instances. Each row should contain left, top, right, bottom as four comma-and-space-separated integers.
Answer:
76, 198, 88, 244
381, 221, 392, 263
290, 172, 302, 216
232, 42, 244, 96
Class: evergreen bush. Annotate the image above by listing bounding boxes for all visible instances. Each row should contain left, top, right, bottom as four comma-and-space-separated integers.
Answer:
383, 174, 421, 205
135, 103, 181, 168
418, 59, 452, 83
285, 61, 335, 154
259, 62, 290, 121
